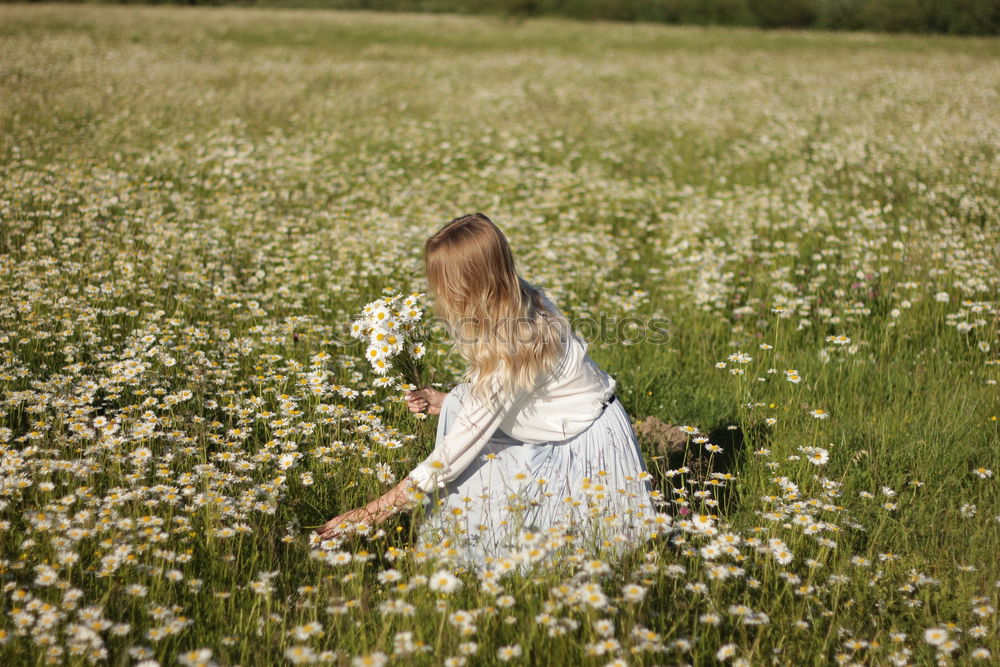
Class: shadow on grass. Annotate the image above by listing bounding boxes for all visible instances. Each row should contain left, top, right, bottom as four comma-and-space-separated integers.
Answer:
638, 416, 770, 517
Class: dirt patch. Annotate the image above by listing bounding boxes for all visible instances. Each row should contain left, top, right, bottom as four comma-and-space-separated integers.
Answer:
635, 416, 690, 456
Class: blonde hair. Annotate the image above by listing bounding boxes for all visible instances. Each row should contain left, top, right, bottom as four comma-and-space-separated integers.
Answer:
425, 213, 568, 403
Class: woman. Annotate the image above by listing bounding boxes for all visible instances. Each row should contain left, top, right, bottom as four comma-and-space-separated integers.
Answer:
316, 213, 659, 564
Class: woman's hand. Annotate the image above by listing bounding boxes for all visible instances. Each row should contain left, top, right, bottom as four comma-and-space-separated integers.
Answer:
314, 506, 381, 541
315, 478, 416, 541
405, 387, 446, 415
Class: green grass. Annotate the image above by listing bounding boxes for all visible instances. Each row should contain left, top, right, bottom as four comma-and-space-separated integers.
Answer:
0, 4, 998, 665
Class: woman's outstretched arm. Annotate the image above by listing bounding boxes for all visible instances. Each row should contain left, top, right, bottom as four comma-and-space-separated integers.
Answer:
314, 477, 417, 540
406, 383, 530, 493
314, 383, 529, 540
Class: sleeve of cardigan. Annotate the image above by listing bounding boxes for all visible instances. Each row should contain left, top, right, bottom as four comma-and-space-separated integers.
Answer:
406, 383, 529, 494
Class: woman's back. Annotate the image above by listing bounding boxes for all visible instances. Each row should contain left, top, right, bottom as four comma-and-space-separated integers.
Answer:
497, 321, 617, 446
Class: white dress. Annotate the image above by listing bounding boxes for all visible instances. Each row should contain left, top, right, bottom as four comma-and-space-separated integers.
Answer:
406, 306, 661, 567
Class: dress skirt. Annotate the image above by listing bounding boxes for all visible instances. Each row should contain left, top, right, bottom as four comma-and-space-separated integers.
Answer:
416, 383, 661, 568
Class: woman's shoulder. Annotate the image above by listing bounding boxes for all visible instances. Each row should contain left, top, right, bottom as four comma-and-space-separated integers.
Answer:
535, 286, 561, 317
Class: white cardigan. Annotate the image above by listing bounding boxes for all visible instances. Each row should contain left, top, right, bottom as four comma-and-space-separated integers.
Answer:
406, 302, 616, 494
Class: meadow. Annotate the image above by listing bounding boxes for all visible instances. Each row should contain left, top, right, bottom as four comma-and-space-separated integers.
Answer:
1, 4, 998, 665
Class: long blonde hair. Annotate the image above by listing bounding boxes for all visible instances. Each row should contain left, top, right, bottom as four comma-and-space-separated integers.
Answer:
425, 213, 567, 403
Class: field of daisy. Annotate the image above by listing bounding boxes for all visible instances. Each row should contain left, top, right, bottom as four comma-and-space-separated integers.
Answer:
1, 4, 998, 665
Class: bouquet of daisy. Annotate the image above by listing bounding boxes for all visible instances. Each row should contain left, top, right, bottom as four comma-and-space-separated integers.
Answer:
350, 292, 427, 388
